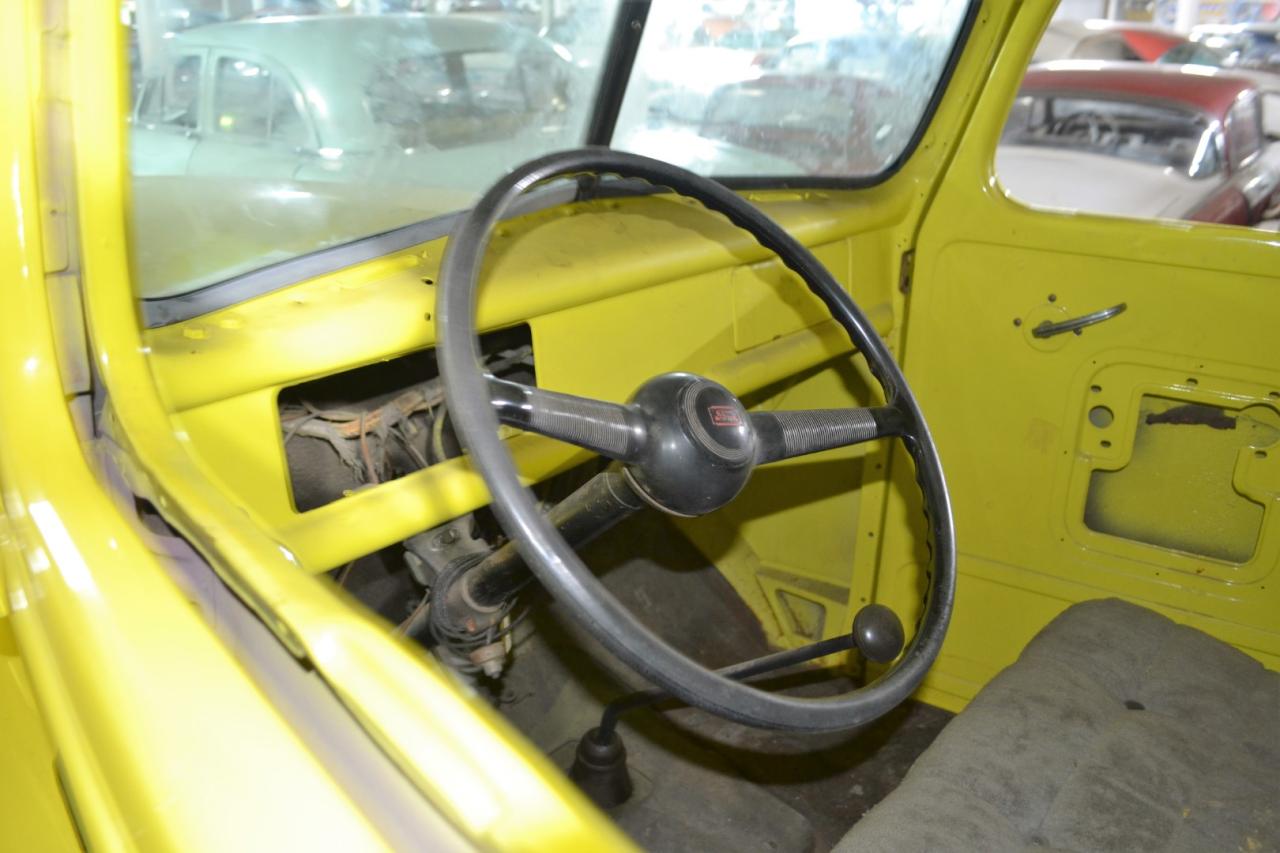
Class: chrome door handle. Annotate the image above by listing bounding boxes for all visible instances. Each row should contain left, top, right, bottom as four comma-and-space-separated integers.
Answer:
1032, 303, 1126, 338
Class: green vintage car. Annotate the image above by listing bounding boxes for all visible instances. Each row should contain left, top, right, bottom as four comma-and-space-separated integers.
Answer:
130, 15, 575, 181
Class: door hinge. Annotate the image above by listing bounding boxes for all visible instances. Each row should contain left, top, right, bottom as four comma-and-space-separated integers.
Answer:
898, 250, 915, 295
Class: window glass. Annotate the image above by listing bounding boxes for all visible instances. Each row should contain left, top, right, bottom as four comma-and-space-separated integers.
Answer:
614, 0, 972, 178
126, 0, 973, 305
1264, 93, 1280, 139
137, 54, 202, 130
1191, 28, 1280, 71
997, 5, 1280, 230
364, 53, 454, 147
1157, 42, 1225, 67
214, 57, 310, 146
128, 10, 620, 300
461, 51, 529, 113
1229, 98, 1263, 169
1001, 95, 1221, 179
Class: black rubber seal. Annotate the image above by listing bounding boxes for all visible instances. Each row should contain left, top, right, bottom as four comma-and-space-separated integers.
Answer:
436, 147, 955, 732
583, 0, 652, 147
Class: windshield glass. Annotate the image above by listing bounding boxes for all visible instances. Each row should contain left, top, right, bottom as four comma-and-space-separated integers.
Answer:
1001, 94, 1221, 179
1154, 41, 1226, 67
614, 2, 969, 176
127, 0, 972, 304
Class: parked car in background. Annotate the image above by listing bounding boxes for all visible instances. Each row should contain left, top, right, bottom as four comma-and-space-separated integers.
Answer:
631, 25, 776, 126
1192, 22, 1280, 72
998, 62, 1280, 225
129, 12, 807, 297
767, 31, 896, 79
694, 74, 899, 174
238, 0, 343, 19
130, 14, 576, 186
636, 23, 961, 177
1033, 19, 1230, 65
1032, 19, 1280, 135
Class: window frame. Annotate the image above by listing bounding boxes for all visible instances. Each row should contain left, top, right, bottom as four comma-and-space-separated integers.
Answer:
132, 50, 208, 135
207, 49, 318, 151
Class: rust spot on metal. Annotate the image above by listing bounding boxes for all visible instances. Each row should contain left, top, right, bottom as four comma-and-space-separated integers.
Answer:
1145, 404, 1236, 430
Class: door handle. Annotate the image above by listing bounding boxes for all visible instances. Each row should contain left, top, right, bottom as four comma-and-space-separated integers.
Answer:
1032, 302, 1126, 339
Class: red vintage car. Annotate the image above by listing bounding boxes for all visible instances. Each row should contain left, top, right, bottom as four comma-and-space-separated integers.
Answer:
999, 61, 1280, 225
1034, 19, 1228, 65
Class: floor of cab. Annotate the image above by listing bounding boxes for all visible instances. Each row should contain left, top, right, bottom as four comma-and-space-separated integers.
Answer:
487, 512, 953, 852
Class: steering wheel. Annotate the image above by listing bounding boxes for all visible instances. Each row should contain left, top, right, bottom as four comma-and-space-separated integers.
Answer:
436, 148, 954, 732
1051, 110, 1119, 146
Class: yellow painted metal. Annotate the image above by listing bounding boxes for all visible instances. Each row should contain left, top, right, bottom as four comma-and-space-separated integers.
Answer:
151, 314, 876, 575
11, 1, 633, 849
0, 582, 81, 851
138, 194, 899, 573
124, 0, 1011, 598
10, 0, 1213, 842
677, 353, 894, 653
0, 3, 390, 846
885, 0, 1280, 712
1078, 378, 1279, 571
144, 194, 874, 413
80, 2, 1009, 835
160, 295, 878, 574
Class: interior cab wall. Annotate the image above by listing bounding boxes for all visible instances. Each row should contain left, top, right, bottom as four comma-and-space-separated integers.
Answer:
891, 0, 1280, 711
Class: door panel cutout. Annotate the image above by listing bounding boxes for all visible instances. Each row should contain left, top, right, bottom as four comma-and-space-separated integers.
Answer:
1085, 396, 1278, 564
1063, 355, 1280, 586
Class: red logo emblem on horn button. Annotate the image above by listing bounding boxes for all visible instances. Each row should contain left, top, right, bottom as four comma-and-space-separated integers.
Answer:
708, 405, 742, 427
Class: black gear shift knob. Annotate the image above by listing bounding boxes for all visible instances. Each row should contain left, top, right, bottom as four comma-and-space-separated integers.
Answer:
853, 604, 906, 664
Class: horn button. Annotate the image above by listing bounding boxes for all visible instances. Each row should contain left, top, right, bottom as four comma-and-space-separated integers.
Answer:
624, 373, 756, 517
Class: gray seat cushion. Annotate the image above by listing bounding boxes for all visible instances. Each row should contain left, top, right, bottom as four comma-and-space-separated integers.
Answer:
836, 599, 1280, 852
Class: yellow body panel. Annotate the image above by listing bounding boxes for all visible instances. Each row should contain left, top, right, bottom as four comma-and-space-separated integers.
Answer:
889, 0, 1280, 711
1, 0, 1274, 845
2, 1, 632, 848
0, 5, 393, 848
0, 602, 81, 851
143, 198, 892, 572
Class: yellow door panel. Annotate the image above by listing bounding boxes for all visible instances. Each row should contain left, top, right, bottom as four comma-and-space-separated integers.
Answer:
894, 0, 1280, 710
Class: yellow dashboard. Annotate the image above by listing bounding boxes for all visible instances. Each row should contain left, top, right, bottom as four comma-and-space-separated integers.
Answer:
141, 190, 904, 576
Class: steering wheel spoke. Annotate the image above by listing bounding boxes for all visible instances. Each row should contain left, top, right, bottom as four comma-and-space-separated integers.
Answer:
751, 406, 905, 465
487, 376, 646, 463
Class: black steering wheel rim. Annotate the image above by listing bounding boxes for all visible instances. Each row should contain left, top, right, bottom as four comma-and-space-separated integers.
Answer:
436, 147, 955, 732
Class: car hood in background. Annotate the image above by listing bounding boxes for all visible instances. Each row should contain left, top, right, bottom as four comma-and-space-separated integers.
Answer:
996, 145, 1204, 220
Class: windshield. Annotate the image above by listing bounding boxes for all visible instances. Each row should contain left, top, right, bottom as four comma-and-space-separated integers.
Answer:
127, 0, 972, 306
1001, 94, 1222, 179
1154, 41, 1227, 68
